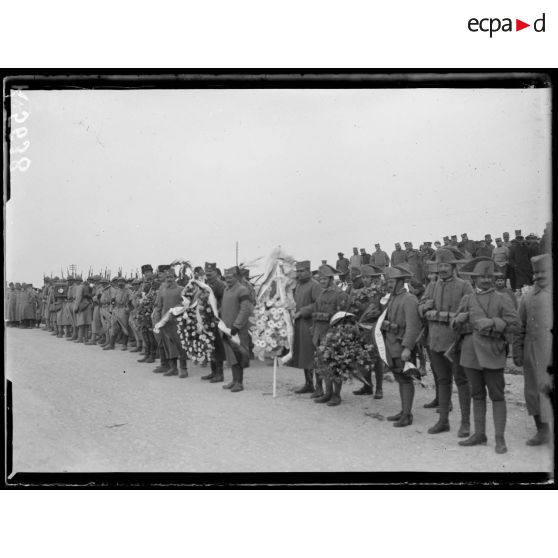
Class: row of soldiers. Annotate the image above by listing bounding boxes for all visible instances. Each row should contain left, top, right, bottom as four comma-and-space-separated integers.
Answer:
7, 248, 553, 454
5, 282, 43, 328
289, 249, 553, 454
335, 226, 550, 288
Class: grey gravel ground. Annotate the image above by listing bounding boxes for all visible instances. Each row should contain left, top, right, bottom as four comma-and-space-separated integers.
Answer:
6, 327, 553, 474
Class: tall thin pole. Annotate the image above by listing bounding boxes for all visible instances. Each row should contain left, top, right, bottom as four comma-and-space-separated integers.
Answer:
235, 241, 239, 266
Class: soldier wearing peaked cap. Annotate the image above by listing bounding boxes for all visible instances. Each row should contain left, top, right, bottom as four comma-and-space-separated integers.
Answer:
405, 242, 423, 284
219, 266, 254, 392
86, 276, 104, 345
513, 254, 553, 446
201, 262, 227, 383
348, 264, 386, 399
451, 257, 520, 454
391, 242, 407, 266
73, 279, 93, 343
128, 278, 144, 354
336, 252, 350, 282
380, 265, 422, 427
289, 260, 323, 394
349, 247, 362, 269
418, 248, 474, 437
459, 233, 476, 258
310, 265, 349, 404
371, 244, 390, 269
443, 236, 451, 246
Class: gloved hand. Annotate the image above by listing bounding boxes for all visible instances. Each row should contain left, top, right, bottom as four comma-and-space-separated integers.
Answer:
401, 348, 412, 362
475, 318, 494, 331
230, 326, 239, 336
422, 299, 435, 311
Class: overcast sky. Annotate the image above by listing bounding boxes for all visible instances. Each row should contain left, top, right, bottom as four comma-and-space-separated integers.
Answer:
6, 87, 551, 286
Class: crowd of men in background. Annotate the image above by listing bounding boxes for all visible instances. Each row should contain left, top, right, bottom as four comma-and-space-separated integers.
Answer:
5, 222, 553, 455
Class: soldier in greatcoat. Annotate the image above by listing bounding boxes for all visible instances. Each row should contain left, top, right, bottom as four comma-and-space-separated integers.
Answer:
61, 277, 76, 339
6, 282, 17, 326
513, 254, 553, 446
136, 270, 160, 364
451, 257, 520, 454
103, 276, 132, 351
128, 278, 144, 354
418, 248, 473, 438
99, 278, 115, 347
73, 280, 93, 343
85, 276, 104, 345
311, 265, 349, 404
405, 242, 424, 284
20, 283, 38, 328
380, 265, 422, 427
391, 243, 407, 266
288, 260, 323, 394
220, 266, 254, 392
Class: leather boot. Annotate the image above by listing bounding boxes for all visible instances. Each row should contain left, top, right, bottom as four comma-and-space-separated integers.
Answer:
223, 366, 237, 389
137, 354, 151, 362
66, 327, 73, 338
425, 367, 440, 407
153, 359, 169, 374
164, 358, 179, 376
527, 416, 550, 446
353, 384, 373, 395
294, 369, 314, 394
457, 383, 471, 438
70, 326, 78, 341
327, 380, 342, 406
210, 362, 224, 383
178, 357, 188, 378
202, 361, 217, 380
85, 334, 98, 346
311, 373, 324, 398
315, 379, 333, 403
388, 383, 404, 420
374, 361, 384, 399
231, 365, 244, 392
74, 325, 85, 343
130, 344, 141, 353
493, 400, 507, 454
394, 382, 414, 427
121, 335, 129, 351
103, 334, 117, 350
429, 380, 451, 434
459, 398, 488, 446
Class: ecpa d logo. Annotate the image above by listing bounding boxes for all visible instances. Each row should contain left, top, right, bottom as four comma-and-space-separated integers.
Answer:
468, 13, 545, 37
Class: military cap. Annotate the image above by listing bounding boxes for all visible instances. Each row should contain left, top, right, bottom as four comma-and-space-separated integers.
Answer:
204, 262, 217, 272
424, 241, 432, 246
15, 282, 21, 288
157, 264, 171, 273
99, 277, 109, 284
451, 235, 458, 240
321, 259, 328, 264
295, 260, 311, 271
360, 264, 383, 277
443, 236, 450, 242
459, 257, 497, 277
374, 243, 380, 247
515, 229, 522, 237
224, 266, 239, 276
111, 276, 119, 283
531, 254, 551, 273
383, 266, 413, 280
8, 282, 14, 287
141, 264, 153, 273
461, 233, 468, 238
53, 276, 60, 281
132, 278, 141, 285
75, 276, 83, 282
484, 234, 492, 240
495, 237, 502, 243
503, 231, 510, 237
337, 252, 344, 256
395, 242, 401, 248
352, 247, 358, 251
435, 247, 467, 265
359, 248, 366, 253
67, 276, 75, 283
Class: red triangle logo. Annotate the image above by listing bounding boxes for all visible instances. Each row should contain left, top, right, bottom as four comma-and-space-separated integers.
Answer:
516, 19, 530, 31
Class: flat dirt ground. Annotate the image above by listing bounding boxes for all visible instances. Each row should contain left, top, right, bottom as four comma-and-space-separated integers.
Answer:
6, 327, 554, 474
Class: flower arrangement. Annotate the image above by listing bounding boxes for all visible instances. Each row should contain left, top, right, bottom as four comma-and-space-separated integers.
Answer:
137, 288, 157, 330
249, 247, 297, 362
315, 319, 378, 383
177, 281, 220, 364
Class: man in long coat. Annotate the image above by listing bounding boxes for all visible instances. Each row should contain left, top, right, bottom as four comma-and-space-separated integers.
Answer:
103, 277, 132, 351
7, 282, 17, 326
405, 242, 424, 283
510, 234, 533, 288
513, 254, 553, 446
391, 243, 407, 266
20, 283, 37, 328
220, 266, 254, 392
452, 258, 520, 454
74, 280, 93, 343
288, 260, 323, 394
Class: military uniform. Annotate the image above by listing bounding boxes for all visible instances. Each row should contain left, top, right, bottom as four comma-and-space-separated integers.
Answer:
220, 267, 254, 392
513, 254, 553, 445
289, 260, 323, 393
419, 248, 473, 437
380, 266, 422, 427
391, 244, 407, 266
452, 258, 520, 454
73, 281, 93, 342
86, 277, 106, 345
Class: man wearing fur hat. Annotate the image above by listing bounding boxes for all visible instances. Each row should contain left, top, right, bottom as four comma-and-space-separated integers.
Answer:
220, 266, 254, 392
513, 254, 553, 446
311, 265, 348, 404
451, 257, 520, 454
380, 264, 422, 427
289, 260, 323, 394
419, 248, 473, 437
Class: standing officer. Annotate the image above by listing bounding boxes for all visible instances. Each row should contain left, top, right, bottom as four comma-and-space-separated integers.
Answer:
202, 262, 227, 383
220, 266, 254, 392
370, 244, 390, 269
452, 257, 520, 454
380, 265, 422, 427
405, 242, 423, 283
86, 276, 104, 345
391, 243, 407, 266
336, 252, 350, 283
103, 276, 131, 351
288, 260, 323, 394
74, 278, 93, 343
311, 265, 348, 403
513, 254, 553, 446
419, 248, 473, 437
